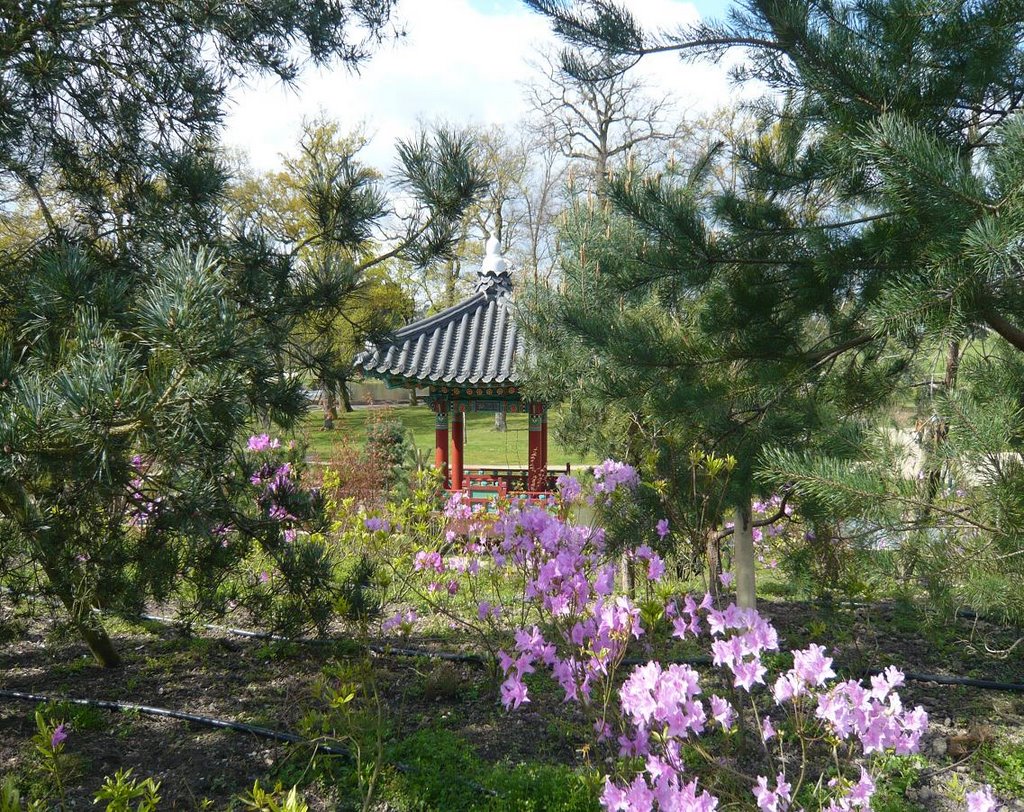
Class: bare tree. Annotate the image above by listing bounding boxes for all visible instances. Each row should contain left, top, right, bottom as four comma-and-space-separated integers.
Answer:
516, 130, 566, 284
524, 47, 684, 195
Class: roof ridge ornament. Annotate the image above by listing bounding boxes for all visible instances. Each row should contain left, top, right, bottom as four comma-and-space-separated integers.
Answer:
476, 232, 513, 295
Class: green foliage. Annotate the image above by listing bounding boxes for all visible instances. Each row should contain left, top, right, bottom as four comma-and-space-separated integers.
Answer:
486, 763, 601, 811
979, 740, 1024, 801
299, 658, 387, 810
93, 769, 161, 812
524, 0, 1024, 619
337, 553, 384, 623
0, 0, 486, 665
365, 411, 415, 492
25, 709, 77, 808
237, 782, 309, 812
226, 119, 436, 421
0, 777, 44, 812
385, 728, 599, 811
869, 755, 928, 812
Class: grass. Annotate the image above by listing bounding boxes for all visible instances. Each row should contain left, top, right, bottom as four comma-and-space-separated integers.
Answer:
292, 406, 598, 469
384, 727, 600, 811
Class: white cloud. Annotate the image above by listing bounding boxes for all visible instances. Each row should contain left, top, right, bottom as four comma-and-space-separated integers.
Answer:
222, 0, 744, 172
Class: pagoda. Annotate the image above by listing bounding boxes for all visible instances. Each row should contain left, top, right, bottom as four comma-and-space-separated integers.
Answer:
353, 238, 554, 498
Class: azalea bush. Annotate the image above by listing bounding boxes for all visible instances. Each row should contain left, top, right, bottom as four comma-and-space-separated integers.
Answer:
227, 434, 441, 634
370, 463, 653, 687
363, 460, 1007, 812
206, 434, 344, 635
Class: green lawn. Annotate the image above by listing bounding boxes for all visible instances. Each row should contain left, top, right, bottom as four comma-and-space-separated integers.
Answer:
292, 406, 597, 469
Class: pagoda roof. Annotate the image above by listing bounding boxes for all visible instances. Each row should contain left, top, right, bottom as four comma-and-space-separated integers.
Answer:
353, 239, 521, 387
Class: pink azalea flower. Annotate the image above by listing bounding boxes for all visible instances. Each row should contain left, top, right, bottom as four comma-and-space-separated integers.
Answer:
753, 773, 791, 812
966, 786, 1002, 812
709, 695, 736, 730
656, 518, 670, 540
500, 673, 529, 709
647, 554, 665, 581
846, 768, 876, 808
50, 723, 68, 750
719, 571, 735, 587
792, 644, 836, 686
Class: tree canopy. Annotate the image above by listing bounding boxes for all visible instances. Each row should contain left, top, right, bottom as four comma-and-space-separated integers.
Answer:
522, 0, 1024, 619
0, 0, 489, 665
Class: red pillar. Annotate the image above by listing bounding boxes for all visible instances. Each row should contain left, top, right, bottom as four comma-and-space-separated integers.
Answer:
451, 407, 465, 492
540, 405, 549, 490
528, 402, 543, 492
434, 400, 449, 487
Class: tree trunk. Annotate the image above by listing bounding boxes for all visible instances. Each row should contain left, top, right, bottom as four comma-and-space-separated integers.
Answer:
734, 502, 756, 610
493, 411, 506, 432
705, 528, 721, 601
38, 558, 122, 668
409, 388, 418, 406
924, 340, 959, 499
0, 482, 123, 667
620, 553, 635, 600
323, 383, 339, 430
909, 340, 960, 580
340, 379, 354, 413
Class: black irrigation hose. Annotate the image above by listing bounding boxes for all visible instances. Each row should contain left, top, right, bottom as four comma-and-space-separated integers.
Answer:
0, 690, 501, 797
856, 671, 1024, 694
136, 614, 489, 662
0, 689, 349, 755
135, 614, 1024, 693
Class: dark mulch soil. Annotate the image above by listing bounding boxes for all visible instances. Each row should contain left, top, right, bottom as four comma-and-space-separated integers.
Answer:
1, 599, 1022, 809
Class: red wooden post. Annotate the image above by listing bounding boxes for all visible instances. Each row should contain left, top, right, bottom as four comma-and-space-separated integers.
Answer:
434, 400, 449, 488
451, 407, 465, 492
528, 402, 543, 492
540, 405, 548, 489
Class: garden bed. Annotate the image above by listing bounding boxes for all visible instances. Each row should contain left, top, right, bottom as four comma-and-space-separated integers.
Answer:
1, 599, 1022, 809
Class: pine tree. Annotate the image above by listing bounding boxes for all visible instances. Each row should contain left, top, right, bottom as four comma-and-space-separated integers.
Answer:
524, 0, 1024, 617
226, 119, 481, 419
0, 1, 484, 665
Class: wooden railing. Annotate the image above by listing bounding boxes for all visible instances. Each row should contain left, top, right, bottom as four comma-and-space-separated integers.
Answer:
460, 465, 569, 507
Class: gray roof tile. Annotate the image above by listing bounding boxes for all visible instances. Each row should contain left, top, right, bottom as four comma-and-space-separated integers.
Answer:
353, 268, 520, 386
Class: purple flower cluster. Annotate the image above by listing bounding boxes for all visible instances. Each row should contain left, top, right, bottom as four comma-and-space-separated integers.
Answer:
966, 786, 1004, 812
364, 516, 391, 533
247, 437, 300, 523
557, 473, 583, 503
750, 494, 796, 569
602, 774, 718, 812
395, 462, 989, 812
619, 661, 704, 747
598, 604, 929, 811
382, 609, 418, 633
50, 722, 68, 750
593, 459, 641, 496
634, 545, 665, 581
813, 666, 928, 755
247, 433, 281, 452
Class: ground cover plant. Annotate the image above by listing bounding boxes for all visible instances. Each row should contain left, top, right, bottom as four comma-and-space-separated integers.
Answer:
2, 447, 1021, 810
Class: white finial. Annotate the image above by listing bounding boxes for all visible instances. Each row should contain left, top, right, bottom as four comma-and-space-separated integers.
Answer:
481, 233, 508, 273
